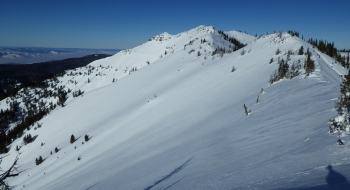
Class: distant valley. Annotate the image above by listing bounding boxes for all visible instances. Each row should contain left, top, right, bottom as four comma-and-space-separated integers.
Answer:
0, 47, 120, 64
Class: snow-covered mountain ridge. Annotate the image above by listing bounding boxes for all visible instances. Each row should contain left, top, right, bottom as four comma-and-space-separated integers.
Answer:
1, 26, 350, 189
0, 26, 255, 112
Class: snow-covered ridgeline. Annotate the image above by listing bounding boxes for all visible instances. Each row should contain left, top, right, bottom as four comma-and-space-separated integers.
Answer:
1, 26, 349, 189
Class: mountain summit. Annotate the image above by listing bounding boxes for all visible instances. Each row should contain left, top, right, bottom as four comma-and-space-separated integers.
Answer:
1, 26, 349, 189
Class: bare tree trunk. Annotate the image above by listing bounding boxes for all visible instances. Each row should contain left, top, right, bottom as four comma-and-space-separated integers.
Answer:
0, 156, 21, 189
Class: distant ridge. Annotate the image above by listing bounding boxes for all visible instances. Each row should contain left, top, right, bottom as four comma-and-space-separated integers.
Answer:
0, 54, 111, 100
0, 47, 120, 64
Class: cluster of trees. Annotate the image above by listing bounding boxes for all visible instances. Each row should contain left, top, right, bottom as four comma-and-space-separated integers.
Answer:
0, 76, 66, 154
217, 30, 246, 50
23, 134, 33, 145
129, 67, 138, 74
211, 48, 226, 57
35, 156, 43, 165
50, 147, 60, 155
308, 38, 348, 67
57, 87, 68, 107
0, 54, 110, 101
0, 102, 19, 152
211, 46, 243, 57
0, 57, 111, 154
183, 40, 195, 50
0, 55, 111, 188
330, 70, 350, 133
269, 59, 300, 85
70, 134, 90, 144
0, 129, 7, 154
270, 46, 314, 85
287, 30, 300, 37
72, 89, 84, 98
5, 108, 49, 149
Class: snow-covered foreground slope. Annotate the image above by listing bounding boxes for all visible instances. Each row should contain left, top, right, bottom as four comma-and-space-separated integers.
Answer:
3, 26, 350, 189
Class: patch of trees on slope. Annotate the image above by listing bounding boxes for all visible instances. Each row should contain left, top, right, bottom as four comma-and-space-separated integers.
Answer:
0, 54, 111, 100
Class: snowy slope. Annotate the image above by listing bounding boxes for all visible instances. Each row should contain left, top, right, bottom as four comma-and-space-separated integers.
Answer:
225, 30, 256, 45
0, 26, 248, 112
2, 26, 350, 189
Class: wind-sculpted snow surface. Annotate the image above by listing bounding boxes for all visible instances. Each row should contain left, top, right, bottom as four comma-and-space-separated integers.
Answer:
2, 26, 350, 189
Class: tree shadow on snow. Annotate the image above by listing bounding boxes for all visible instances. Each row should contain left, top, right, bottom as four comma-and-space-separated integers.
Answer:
283, 165, 350, 190
87, 136, 93, 141
326, 165, 349, 188
143, 158, 192, 190
73, 136, 81, 143
32, 135, 38, 142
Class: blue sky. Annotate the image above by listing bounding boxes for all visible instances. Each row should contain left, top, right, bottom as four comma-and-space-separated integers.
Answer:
1, 0, 349, 49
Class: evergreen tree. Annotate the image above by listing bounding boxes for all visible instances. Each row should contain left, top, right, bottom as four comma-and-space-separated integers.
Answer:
70, 134, 76, 144
304, 52, 315, 76
289, 62, 299, 79
269, 70, 278, 85
298, 46, 304, 55
23, 134, 33, 145
276, 48, 281, 55
278, 59, 289, 79
57, 90, 68, 107
338, 139, 345, 145
55, 147, 59, 153
84, 134, 89, 142
244, 104, 248, 115
231, 66, 236, 72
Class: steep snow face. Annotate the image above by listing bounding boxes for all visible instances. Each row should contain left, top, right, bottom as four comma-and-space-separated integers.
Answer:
2, 27, 349, 189
225, 30, 256, 44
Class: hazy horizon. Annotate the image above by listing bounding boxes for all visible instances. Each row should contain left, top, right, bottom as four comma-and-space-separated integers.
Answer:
0, 46, 121, 64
